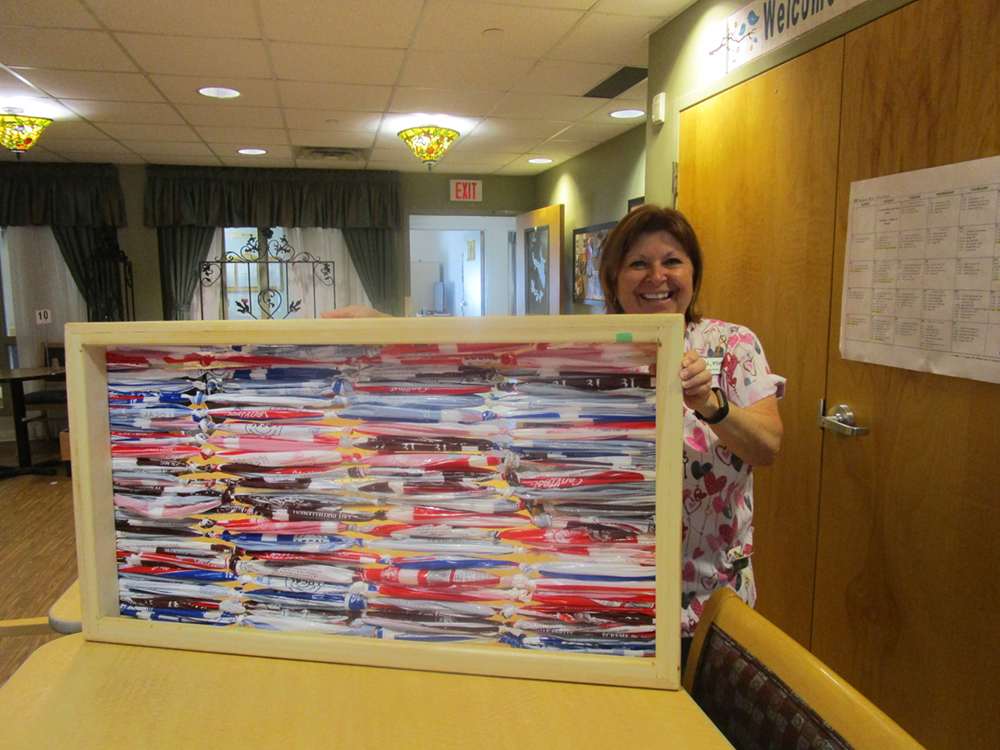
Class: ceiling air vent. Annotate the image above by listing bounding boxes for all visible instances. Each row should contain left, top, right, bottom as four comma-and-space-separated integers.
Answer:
294, 146, 369, 161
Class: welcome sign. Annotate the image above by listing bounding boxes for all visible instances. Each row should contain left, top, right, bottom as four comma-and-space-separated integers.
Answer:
714, 0, 870, 73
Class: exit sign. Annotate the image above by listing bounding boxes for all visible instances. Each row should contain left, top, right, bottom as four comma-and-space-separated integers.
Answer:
450, 180, 483, 202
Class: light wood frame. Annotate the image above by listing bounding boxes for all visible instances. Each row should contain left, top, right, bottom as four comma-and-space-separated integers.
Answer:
66, 315, 684, 689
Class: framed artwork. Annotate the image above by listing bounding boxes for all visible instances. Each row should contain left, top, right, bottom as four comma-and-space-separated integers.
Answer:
515, 205, 564, 316
628, 196, 645, 212
572, 221, 617, 305
65, 315, 685, 690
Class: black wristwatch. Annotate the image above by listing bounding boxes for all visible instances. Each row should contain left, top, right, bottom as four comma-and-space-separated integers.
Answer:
694, 387, 729, 424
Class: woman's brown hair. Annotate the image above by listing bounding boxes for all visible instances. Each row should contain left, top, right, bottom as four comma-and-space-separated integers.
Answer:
598, 204, 703, 324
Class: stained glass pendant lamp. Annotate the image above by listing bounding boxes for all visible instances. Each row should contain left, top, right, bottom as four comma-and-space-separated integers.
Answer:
398, 126, 459, 170
1, 108, 52, 159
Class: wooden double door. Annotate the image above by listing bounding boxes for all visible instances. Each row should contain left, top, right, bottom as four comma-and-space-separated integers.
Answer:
677, 1, 1000, 747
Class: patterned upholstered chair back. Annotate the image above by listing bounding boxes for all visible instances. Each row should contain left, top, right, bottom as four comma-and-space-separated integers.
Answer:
682, 589, 925, 750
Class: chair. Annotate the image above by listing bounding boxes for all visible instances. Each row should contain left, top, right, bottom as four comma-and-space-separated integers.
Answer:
682, 588, 925, 750
22, 343, 68, 443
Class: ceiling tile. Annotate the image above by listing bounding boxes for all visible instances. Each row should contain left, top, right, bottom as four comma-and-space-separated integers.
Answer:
146, 155, 224, 166
513, 60, 621, 96
270, 43, 404, 86
87, 0, 262, 38
15, 70, 165, 101
549, 13, 661, 66
221, 155, 296, 167
490, 92, 606, 121
456, 136, 542, 153
0, 69, 42, 99
194, 126, 289, 145
0, 147, 70, 162
35, 120, 109, 140
367, 150, 441, 171
548, 120, 637, 141
582, 99, 647, 124
60, 100, 186, 125
67, 152, 149, 164
210, 143, 293, 159
0, 0, 100, 28
289, 130, 376, 149
373, 132, 414, 151
176, 103, 284, 128
258, 0, 423, 47
277, 81, 392, 111
427, 162, 500, 175
400, 51, 535, 92
471, 117, 572, 140
414, 1, 583, 58
614, 77, 648, 102
435, 151, 520, 166
150, 76, 280, 107
283, 109, 383, 132
296, 159, 367, 170
0, 28, 137, 71
595, 0, 692, 17
389, 87, 503, 118
495, 157, 566, 175
120, 140, 216, 157
41, 138, 134, 155
97, 123, 201, 142
528, 140, 594, 158
116, 34, 271, 78
485, 0, 593, 8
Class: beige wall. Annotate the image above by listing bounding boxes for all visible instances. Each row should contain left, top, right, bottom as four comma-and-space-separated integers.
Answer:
116, 164, 162, 321
534, 125, 646, 315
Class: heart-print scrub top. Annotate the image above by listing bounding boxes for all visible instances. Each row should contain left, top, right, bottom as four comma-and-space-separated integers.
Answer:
680, 318, 786, 637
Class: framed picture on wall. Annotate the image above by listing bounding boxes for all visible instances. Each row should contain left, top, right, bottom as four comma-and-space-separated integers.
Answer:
628, 196, 645, 212
514, 205, 564, 316
572, 221, 616, 305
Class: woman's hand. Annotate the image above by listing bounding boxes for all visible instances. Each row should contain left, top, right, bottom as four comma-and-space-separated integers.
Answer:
679, 350, 714, 413
321, 305, 392, 319
679, 349, 783, 467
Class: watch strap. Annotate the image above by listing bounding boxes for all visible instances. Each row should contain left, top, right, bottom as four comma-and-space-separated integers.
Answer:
694, 387, 729, 424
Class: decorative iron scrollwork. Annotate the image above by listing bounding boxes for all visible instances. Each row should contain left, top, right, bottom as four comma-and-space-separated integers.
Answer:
199, 229, 335, 320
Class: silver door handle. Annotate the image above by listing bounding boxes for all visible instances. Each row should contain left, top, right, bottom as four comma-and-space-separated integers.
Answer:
818, 399, 870, 436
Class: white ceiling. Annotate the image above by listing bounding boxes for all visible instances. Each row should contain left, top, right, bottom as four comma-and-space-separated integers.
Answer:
0, 0, 693, 174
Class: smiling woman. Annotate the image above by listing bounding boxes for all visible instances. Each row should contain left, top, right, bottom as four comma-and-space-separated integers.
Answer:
598, 205, 785, 668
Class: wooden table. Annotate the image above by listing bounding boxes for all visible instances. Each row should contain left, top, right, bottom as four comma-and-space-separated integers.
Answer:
47, 581, 81, 635
0, 366, 65, 474
0, 634, 733, 750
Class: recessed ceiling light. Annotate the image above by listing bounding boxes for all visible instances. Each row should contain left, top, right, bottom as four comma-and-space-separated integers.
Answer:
528, 157, 553, 164
238, 148, 266, 155
610, 109, 645, 119
199, 87, 241, 99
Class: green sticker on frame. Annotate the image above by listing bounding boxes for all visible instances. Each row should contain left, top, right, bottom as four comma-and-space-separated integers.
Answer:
615, 332, 633, 343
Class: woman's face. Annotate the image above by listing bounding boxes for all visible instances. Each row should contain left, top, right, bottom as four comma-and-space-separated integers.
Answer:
615, 230, 694, 316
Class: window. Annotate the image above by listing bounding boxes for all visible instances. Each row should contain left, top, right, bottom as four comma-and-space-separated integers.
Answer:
220, 227, 293, 320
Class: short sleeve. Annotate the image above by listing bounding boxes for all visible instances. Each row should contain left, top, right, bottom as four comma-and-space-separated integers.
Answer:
721, 324, 785, 409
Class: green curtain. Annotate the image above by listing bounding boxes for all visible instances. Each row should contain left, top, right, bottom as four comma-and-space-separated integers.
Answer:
145, 165, 402, 316
50, 226, 129, 321
157, 226, 216, 320
0, 163, 126, 227
342, 228, 397, 315
144, 166, 400, 229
